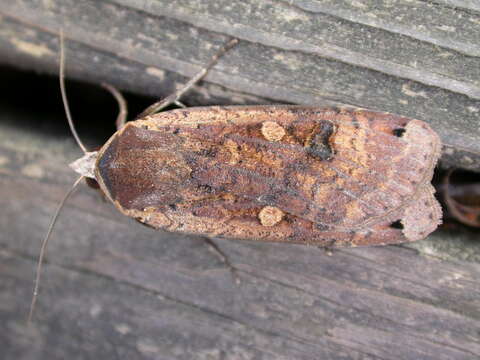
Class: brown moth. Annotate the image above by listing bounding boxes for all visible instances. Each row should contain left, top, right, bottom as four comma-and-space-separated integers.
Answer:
74, 105, 442, 247
29, 34, 442, 322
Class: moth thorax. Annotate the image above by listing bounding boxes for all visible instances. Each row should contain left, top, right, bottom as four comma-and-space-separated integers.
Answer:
69, 151, 98, 179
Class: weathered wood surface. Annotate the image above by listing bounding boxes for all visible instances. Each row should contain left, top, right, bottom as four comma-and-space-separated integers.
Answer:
1, 64, 480, 360
0, 0, 480, 170
1, 1, 480, 359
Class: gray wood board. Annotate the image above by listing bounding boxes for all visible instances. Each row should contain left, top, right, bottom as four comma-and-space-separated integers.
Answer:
0, 0, 480, 170
1, 87, 480, 359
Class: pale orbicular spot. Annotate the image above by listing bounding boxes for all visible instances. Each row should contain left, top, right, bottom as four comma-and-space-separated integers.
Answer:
258, 206, 284, 227
261, 121, 286, 142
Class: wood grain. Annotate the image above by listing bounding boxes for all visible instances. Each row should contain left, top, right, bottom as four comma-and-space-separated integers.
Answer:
0, 1, 480, 359
0, 77, 479, 360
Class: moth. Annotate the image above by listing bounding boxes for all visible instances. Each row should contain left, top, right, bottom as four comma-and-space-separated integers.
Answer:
81, 105, 442, 247
29, 33, 442, 321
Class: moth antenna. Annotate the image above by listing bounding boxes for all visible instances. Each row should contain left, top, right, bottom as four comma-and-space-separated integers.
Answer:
28, 176, 85, 323
136, 37, 239, 119
101, 83, 128, 130
59, 31, 88, 154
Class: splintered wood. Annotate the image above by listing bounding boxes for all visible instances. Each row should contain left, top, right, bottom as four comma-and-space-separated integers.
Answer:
94, 106, 442, 247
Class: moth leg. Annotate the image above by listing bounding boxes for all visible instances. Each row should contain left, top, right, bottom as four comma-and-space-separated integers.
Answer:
101, 83, 128, 130
136, 38, 239, 119
318, 238, 336, 256
320, 246, 335, 256
174, 100, 187, 108
202, 237, 240, 284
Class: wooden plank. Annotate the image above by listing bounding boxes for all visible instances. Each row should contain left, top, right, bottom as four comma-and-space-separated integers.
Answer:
1, 64, 480, 360
0, 0, 479, 170
286, 0, 480, 56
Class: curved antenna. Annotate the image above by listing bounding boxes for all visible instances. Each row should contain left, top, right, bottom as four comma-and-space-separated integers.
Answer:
59, 31, 88, 154
28, 176, 84, 323
101, 83, 128, 130
136, 38, 239, 119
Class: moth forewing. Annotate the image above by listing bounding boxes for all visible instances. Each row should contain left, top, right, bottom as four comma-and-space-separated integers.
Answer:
93, 106, 442, 247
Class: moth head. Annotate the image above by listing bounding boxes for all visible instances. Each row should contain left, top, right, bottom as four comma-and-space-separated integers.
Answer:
69, 151, 98, 179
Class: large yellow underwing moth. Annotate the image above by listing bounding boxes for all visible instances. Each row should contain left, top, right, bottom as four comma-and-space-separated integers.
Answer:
80, 105, 442, 247
29, 33, 442, 321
